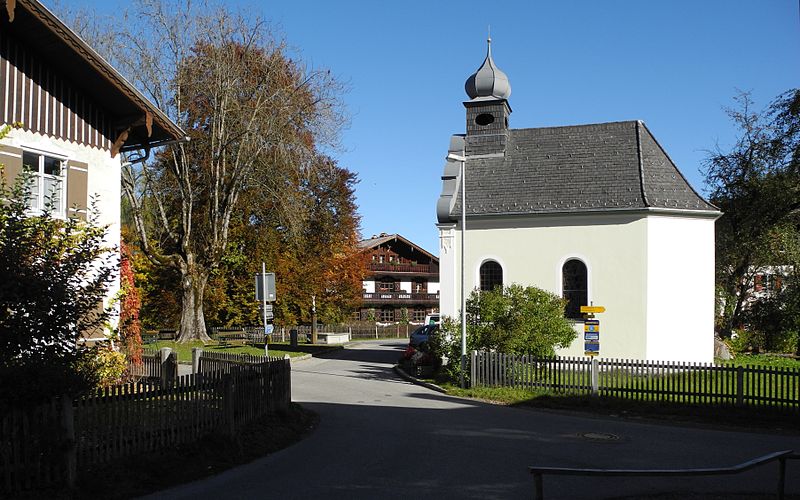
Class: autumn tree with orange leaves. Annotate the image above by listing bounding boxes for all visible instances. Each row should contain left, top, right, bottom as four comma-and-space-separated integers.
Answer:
103, 2, 346, 342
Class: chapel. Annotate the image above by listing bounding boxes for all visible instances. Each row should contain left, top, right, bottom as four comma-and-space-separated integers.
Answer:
436, 39, 720, 362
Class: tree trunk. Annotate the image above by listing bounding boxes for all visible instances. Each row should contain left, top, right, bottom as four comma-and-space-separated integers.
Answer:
177, 267, 211, 343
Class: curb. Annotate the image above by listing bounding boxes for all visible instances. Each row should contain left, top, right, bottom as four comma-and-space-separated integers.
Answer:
287, 354, 312, 363
394, 364, 447, 393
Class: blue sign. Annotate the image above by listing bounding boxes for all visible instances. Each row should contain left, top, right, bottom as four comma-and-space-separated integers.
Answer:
584, 341, 600, 353
265, 324, 274, 334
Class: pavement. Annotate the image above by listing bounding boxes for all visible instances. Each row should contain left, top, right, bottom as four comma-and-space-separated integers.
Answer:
146, 339, 800, 500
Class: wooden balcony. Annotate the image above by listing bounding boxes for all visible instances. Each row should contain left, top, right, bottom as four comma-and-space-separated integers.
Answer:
367, 263, 435, 274
362, 292, 439, 305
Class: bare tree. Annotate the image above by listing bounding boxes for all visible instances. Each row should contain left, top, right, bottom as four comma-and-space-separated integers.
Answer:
89, 0, 344, 342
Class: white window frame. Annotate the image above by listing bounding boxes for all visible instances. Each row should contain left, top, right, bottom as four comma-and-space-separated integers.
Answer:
475, 256, 506, 292
22, 148, 67, 218
557, 254, 592, 322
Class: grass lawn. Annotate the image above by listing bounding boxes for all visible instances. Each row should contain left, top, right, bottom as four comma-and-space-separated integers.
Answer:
148, 340, 343, 363
433, 378, 800, 432
721, 353, 800, 369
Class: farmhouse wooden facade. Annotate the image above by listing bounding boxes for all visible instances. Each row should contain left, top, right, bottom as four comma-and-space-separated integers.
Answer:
356, 233, 440, 323
0, 0, 185, 339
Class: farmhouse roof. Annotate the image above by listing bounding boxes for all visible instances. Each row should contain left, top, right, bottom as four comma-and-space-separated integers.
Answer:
358, 233, 438, 263
2, 0, 187, 153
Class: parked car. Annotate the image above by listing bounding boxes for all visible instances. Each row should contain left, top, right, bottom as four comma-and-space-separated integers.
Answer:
424, 313, 440, 325
409, 324, 439, 349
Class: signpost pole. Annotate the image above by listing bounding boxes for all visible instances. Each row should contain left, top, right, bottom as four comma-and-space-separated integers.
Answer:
262, 262, 268, 357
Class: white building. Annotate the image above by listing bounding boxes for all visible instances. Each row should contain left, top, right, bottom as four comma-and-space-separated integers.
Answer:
436, 40, 720, 362
0, 0, 185, 340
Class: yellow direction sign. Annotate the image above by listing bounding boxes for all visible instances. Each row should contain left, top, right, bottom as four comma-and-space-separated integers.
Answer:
580, 305, 606, 314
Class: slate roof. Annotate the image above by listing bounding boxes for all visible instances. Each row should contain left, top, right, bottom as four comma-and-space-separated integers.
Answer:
445, 120, 717, 220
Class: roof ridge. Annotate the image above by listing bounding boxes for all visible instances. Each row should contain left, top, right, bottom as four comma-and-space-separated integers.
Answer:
635, 121, 650, 206
637, 122, 719, 211
510, 120, 639, 134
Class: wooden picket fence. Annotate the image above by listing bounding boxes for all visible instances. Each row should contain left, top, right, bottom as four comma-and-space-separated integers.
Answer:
127, 348, 177, 381
471, 351, 800, 411
0, 355, 291, 494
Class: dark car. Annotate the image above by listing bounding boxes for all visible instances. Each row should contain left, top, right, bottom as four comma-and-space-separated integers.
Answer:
409, 324, 439, 349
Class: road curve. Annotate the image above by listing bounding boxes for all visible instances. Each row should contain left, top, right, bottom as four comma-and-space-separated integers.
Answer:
145, 339, 800, 500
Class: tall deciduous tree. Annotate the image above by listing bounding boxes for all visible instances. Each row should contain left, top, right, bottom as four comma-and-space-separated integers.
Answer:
284, 158, 366, 326
704, 90, 800, 337
101, 1, 344, 342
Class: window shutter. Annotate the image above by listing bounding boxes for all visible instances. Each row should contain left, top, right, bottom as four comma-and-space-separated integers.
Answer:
0, 144, 23, 184
66, 160, 88, 220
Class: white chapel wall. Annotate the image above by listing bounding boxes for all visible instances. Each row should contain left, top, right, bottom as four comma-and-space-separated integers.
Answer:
446, 213, 650, 360
645, 215, 716, 363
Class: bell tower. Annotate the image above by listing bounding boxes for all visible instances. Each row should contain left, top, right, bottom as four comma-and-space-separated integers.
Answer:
463, 37, 512, 156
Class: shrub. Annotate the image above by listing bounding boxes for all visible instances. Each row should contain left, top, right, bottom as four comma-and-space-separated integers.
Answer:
0, 125, 116, 406
432, 284, 577, 382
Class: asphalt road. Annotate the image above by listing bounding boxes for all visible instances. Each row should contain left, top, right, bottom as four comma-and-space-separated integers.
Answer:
147, 339, 800, 500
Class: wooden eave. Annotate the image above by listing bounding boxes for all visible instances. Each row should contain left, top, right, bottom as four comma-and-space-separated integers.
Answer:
2, 0, 187, 153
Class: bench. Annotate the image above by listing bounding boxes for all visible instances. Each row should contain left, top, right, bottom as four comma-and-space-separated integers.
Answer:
157, 329, 177, 341
217, 330, 250, 347
142, 331, 158, 344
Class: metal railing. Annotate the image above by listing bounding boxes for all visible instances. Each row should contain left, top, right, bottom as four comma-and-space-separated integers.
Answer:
529, 450, 800, 500
368, 263, 433, 273
362, 292, 439, 303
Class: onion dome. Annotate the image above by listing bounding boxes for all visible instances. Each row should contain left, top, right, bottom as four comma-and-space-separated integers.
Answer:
465, 37, 511, 100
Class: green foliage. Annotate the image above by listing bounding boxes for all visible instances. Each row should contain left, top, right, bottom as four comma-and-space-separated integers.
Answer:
0, 125, 116, 405
432, 284, 577, 382
93, 347, 128, 387
704, 89, 800, 338
722, 353, 800, 369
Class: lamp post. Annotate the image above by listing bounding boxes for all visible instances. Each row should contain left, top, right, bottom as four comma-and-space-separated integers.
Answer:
460, 158, 467, 389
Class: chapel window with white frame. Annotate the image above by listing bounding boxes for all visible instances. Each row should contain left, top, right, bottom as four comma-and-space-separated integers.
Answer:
22, 151, 65, 216
562, 259, 588, 319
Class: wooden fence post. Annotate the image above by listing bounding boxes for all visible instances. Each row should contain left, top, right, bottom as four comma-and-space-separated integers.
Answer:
160, 347, 173, 388
591, 358, 599, 397
192, 348, 203, 375
60, 396, 76, 489
223, 375, 235, 436
471, 351, 477, 387
735, 366, 745, 406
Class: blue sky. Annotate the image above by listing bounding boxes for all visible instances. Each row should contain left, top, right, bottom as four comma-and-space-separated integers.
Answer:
72, 0, 799, 255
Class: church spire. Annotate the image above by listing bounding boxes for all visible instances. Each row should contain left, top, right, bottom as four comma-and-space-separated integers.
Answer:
464, 37, 511, 101
463, 37, 512, 156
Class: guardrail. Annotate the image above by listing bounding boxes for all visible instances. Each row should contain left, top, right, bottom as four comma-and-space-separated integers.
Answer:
529, 450, 800, 500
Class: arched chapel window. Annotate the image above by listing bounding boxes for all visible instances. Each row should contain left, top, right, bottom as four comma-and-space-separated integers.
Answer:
479, 261, 503, 291
562, 259, 588, 319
